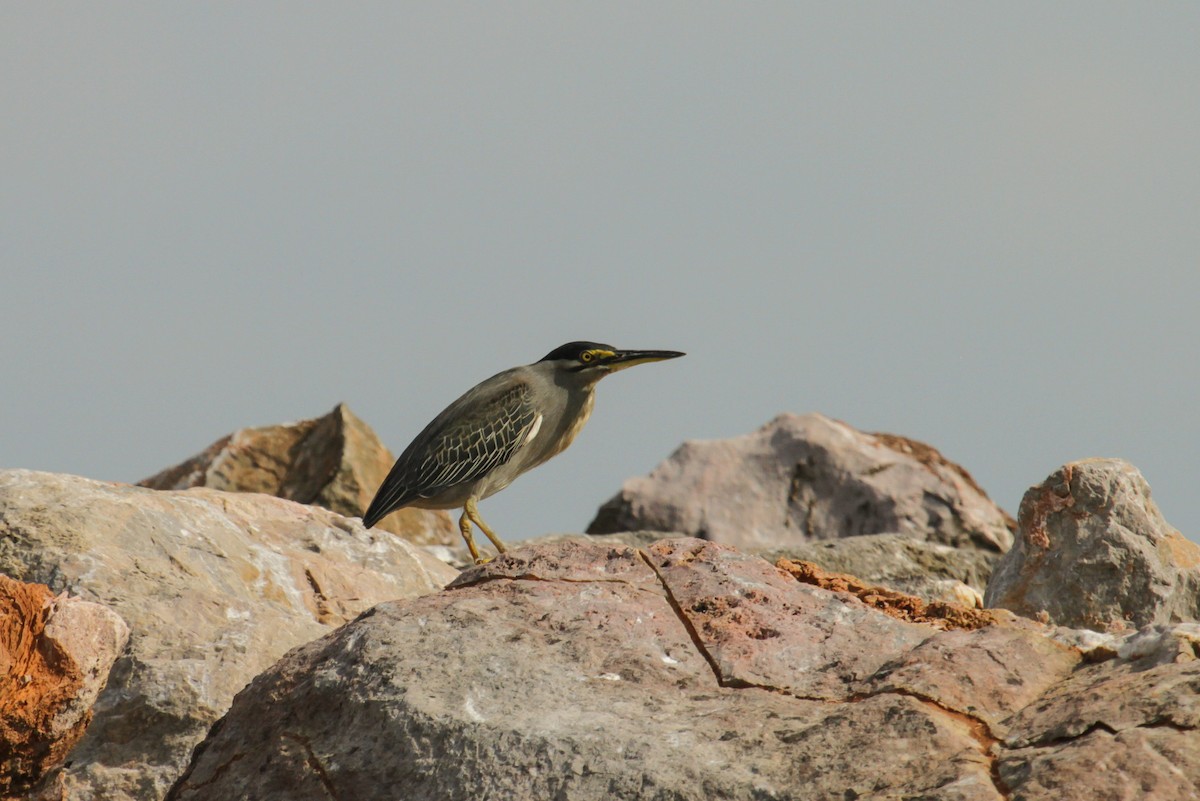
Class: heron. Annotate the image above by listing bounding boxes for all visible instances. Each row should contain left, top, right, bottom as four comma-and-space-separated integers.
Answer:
362, 341, 684, 563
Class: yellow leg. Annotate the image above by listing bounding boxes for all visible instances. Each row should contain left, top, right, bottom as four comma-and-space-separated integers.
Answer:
458, 509, 483, 564
465, 497, 507, 556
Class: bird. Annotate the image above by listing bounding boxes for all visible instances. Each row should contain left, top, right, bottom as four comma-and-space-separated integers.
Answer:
362, 341, 685, 563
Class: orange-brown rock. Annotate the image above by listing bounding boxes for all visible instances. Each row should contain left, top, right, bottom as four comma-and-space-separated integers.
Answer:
777, 557, 1007, 630
139, 403, 455, 546
0, 575, 128, 801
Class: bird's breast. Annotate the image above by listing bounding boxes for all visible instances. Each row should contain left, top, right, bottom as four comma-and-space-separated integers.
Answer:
552, 390, 594, 457
524, 387, 595, 468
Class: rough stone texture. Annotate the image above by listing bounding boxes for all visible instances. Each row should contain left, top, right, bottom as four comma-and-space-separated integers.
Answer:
546, 531, 994, 606
776, 558, 1017, 632
998, 632, 1200, 801
1000, 726, 1200, 801
0, 576, 129, 801
985, 458, 1200, 632
588, 412, 1014, 554
162, 538, 1200, 801
760, 532, 998, 605
139, 402, 456, 546
0, 469, 458, 801
642, 539, 934, 698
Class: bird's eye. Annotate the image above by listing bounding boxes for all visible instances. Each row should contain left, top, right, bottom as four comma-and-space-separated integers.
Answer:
580, 351, 595, 363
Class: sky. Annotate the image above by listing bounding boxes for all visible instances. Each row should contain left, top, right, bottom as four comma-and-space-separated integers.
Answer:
3, 5, 1198, 544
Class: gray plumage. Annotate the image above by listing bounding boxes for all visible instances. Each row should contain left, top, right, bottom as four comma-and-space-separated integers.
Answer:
362, 341, 684, 562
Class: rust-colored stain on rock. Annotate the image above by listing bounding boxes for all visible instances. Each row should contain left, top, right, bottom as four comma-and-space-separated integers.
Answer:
0, 578, 87, 800
776, 558, 1006, 631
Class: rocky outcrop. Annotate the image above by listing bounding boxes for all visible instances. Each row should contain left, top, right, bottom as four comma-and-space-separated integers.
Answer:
0, 576, 128, 801
166, 539, 1200, 801
588, 413, 1014, 554
139, 403, 456, 546
985, 459, 1200, 631
0, 469, 458, 801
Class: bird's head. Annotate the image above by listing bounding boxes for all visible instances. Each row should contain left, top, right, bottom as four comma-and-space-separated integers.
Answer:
538, 341, 685, 381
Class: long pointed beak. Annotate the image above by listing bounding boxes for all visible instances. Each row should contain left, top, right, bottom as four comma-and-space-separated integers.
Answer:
604, 349, 686, 372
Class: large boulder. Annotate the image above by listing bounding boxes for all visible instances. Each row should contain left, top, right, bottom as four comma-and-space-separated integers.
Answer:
165, 539, 1198, 801
985, 459, 1200, 631
0, 576, 128, 801
588, 413, 1014, 554
0, 469, 458, 801
139, 403, 456, 546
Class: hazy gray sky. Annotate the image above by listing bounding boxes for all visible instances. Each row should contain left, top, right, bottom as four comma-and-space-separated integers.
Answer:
4, 5, 1198, 543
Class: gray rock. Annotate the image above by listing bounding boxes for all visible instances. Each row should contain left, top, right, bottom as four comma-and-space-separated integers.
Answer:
0, 469, 458, 801
139, 403, 456, 546
999, 632, 1200, 800
758, 532, 999, 604
0, 575, 129, 800
984, 459, 1200, 631
588, 412, 1014, 553
165, 538, 1200, 801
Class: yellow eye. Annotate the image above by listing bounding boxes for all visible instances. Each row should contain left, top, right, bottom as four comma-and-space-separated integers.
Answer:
580, 351, 595, 363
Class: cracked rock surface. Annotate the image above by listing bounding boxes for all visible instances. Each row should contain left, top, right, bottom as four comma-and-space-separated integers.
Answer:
167, 538, 1199, 801
0, 469, 458, 801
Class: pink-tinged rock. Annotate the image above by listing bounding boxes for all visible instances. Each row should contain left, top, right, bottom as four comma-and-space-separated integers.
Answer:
589, 412, 1013, 553
985, 459, 1200, 631
135, 538, 1200, 800
139, 403, 456, 546
644, 538, 933, 698
448, 538, 661, 591
0, 575, 128, 800
1000, 727, 1200, 801
1003, 657, 1200, 748
165, 540, 1002, 801
864, 624, 1080, 736
996, 621, 1200, 799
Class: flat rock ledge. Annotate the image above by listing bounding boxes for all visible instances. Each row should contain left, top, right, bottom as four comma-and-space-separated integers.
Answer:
168, 539, 1199, 801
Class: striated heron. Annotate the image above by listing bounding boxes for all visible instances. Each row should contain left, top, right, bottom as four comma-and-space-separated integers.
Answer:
362, 341, 684, 562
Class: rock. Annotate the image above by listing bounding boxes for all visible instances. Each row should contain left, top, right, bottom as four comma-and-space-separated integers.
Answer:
0, 469, 458, 801
775, 557, 1014, 631
999, 726, 1200, 801
161, 538, 1200, 801
0, 575, 129, 801
984, 459, 1200, 631
999, 631, 1200, 800
1116, 623, 1200, 665
139, 403, 456, 546
588, 413, 1014, 554
759, 532, 998, 604
641, 539, 934, 698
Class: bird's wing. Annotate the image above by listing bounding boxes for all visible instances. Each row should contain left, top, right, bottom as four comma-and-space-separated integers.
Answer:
362, 379, 538, 526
